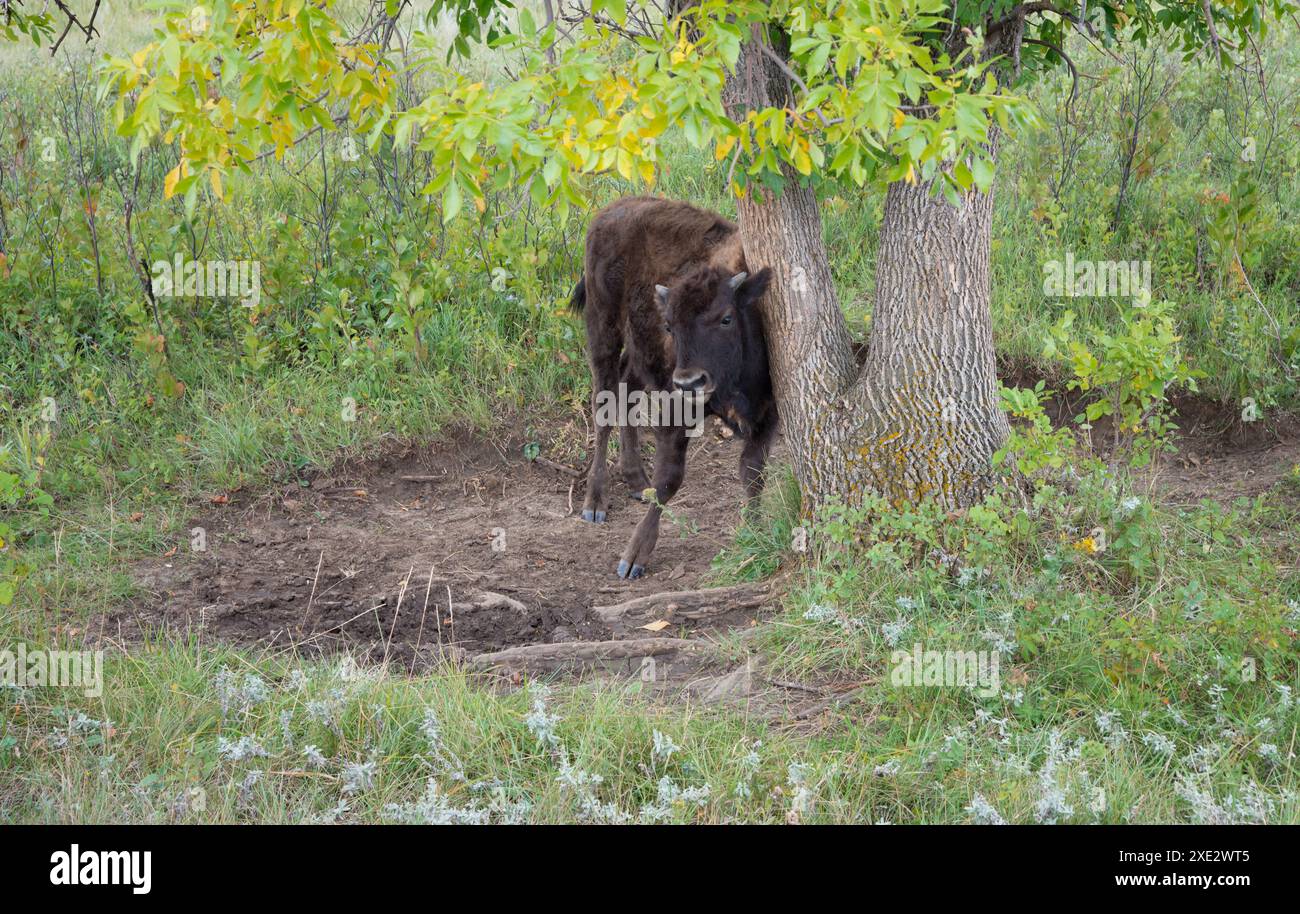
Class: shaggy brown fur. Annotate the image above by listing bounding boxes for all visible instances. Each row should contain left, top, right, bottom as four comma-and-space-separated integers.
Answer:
572, 196, 777, 579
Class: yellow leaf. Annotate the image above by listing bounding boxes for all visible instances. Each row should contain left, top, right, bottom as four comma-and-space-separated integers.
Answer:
893, 109, 905, 129
714, 133, 737, 162
163, 163, 183, 199
209, 168, 223, 199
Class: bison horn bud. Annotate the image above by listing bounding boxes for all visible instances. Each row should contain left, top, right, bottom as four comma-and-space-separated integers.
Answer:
728, 272, 748, 291
654, 284, 670, 306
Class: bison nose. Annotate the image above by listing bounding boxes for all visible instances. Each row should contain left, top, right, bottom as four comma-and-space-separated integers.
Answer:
673, 370, 711, 393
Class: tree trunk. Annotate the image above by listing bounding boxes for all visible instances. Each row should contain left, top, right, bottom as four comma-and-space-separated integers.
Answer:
732, 176, 860, 501
724, 28, 1011, 513
841, 161, 1010, 509
724, 28, 859, 504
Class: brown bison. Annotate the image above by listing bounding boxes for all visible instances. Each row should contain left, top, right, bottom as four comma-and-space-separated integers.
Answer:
571, 196, 777, 579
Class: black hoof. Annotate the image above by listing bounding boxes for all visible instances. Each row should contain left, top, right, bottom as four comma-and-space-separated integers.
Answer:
617, 560, 645, 579
581, 509, 607, 524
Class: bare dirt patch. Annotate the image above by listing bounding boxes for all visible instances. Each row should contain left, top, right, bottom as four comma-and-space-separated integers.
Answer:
1142, 395, 1300, 505
113, 424, 777, 681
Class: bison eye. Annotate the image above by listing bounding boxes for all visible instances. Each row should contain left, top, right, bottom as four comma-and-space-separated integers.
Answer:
720, 314, 734, 326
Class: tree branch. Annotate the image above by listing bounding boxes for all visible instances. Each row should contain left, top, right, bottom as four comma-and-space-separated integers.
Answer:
1024, 36, 1080, 122
986, 2, 1065, 37
1201, 0, 1238, 56
48, 0, 101, 54
755, 40, 844, 128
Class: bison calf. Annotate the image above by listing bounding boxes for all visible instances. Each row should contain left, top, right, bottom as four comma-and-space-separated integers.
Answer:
571, 196, 777, 579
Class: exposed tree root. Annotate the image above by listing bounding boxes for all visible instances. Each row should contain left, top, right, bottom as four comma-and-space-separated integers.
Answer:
467, 637, 711, 674
591, 582, 772, 630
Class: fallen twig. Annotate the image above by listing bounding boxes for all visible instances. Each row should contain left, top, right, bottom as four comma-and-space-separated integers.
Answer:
530, 455, 584, 479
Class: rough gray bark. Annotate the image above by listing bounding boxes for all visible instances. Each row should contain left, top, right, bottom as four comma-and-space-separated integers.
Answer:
845, 158, 1010, 507
724, 28, 860, 503
724, 27, 1010, 512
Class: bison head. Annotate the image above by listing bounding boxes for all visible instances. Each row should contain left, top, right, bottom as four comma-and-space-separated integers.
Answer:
655, 265, 772, 407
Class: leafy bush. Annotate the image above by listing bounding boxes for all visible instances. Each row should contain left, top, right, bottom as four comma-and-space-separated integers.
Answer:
1044, 295, 1202, 466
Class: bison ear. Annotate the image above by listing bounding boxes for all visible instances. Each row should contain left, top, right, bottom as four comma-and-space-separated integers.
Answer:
654, 284, 671, 312
735, 267, 772, 310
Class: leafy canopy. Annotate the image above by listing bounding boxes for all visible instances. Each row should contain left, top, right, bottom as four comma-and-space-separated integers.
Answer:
77, 0, 1297, 216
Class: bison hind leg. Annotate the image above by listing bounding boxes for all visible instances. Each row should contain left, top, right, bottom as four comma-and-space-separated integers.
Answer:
618, 417, 651, 499
580, 330, 621, 526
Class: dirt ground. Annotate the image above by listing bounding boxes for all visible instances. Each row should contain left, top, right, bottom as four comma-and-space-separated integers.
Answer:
1142, 396, 1300, 505
115, 421, 774, 680
109, 388, 1300, 702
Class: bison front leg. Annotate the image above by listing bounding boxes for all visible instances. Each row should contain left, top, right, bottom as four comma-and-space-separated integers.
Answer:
739, 418, 777, 504
616, 426, 688, 579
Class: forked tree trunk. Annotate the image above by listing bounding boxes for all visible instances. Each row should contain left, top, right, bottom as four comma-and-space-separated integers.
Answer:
726, 30, 1010, 513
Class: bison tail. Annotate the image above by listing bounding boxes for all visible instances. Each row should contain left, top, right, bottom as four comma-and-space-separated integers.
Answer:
568, 277, 586, 314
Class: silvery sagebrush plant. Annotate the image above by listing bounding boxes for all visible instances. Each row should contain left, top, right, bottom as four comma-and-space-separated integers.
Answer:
217, 735, 269, 762
802, 602, 839, 624
214, 667, 269, 719
49, 711, 113, 749
383, 775, 535, 825
556, 751, 632, 824
733, 740, 762, 800
639, 776, 711, 823
1176, 775, 1276, 824
1033, 730, 1084, 824
519, 680, 632, 823
1095, 710, 1129, 750
279, 709, 295, 749
384, 779, 491, 825
965, 793, 1008, 825
651, 729, 681, 765
306, 688, 346, 736
524, 682, 560, 749
881, 617, 909, 648
237, 770, 264, 809
873, 760, 901, 778
341, 758, 377, 795
802, 601, 867, 632
420, 706, 467, 782
785, 761, 815, 824
308, 800, 352, 825
1140, 731, 1176, 758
